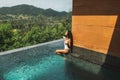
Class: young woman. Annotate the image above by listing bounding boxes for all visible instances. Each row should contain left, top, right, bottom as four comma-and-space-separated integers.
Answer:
56, 30, 72, 54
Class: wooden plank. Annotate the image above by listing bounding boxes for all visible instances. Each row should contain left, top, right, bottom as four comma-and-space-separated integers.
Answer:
73, 0, 120, 15
72, 16, 117, 54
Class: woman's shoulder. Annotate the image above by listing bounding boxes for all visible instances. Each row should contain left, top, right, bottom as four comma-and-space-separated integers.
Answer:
66, 39, 70, 42
68, 38, 71, 41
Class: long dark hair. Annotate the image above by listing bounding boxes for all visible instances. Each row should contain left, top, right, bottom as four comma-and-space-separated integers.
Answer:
67, 30, 73, 53
68, 30, 72, 39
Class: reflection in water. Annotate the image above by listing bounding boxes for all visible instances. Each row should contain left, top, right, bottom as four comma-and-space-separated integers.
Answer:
0, 40, 120, 80
65, 59, 120, 80
1, 53, 120, 80
99, 67, 120, 80
65, 61, 102, 80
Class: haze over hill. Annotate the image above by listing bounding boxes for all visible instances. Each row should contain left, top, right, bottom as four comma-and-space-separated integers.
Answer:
0, 0, 72, 12
0, 4, 70, 17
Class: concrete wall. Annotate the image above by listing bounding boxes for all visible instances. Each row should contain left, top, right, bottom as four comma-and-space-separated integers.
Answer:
72, 0, 120, 67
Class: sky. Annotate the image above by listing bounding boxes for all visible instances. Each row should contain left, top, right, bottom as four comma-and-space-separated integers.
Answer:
0, 0, 72, 12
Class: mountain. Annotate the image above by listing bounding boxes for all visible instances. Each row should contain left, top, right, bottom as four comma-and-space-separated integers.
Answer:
0, 4, 68, 17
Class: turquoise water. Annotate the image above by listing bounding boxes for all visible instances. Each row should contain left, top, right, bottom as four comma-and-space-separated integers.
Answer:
0, 40, 120, 80
3, 55, 67, 80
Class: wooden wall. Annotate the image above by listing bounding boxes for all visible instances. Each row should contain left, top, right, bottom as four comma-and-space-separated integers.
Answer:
72, 0, 120, 58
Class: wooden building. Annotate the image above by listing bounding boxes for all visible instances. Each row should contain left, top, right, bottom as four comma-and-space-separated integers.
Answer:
72, 0, 120, 68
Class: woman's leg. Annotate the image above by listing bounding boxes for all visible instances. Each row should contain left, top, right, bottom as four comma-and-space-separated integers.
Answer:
56, 49, 69, 54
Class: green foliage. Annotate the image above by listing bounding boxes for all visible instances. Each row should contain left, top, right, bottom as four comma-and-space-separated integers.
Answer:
0, 5, 72, 52
0, 17, 71, 52
0, 23, 13, 51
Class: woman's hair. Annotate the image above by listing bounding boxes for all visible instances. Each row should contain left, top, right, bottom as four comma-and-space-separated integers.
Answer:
66, 30, 73, 53
67, 30, 72, 39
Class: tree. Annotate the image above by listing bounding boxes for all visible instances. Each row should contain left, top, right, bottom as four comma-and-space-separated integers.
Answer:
0, 23, 13, 51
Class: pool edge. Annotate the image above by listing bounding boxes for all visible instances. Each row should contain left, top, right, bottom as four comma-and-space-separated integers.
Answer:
0, 39, 63, 56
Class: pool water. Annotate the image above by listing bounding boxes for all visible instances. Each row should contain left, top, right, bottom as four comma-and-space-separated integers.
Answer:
3, 55, 67, 80
0, 40, 120, 80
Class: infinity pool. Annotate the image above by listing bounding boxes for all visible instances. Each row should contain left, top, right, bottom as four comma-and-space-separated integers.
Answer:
0, 39, 119, 80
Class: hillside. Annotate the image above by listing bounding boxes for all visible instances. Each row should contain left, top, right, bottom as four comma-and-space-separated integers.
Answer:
0, 4, 68, 17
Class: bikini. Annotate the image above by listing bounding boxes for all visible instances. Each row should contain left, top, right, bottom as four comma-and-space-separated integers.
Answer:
64, 40, 69, 49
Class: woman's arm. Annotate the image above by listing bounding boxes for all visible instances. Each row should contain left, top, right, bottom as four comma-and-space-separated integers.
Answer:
68, 39, 71, 48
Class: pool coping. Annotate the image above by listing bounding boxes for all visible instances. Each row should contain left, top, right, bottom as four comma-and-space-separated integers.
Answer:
0, 39, 63, 56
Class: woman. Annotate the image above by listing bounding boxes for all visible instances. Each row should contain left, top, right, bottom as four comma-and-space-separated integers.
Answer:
56, 30, 71, 54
